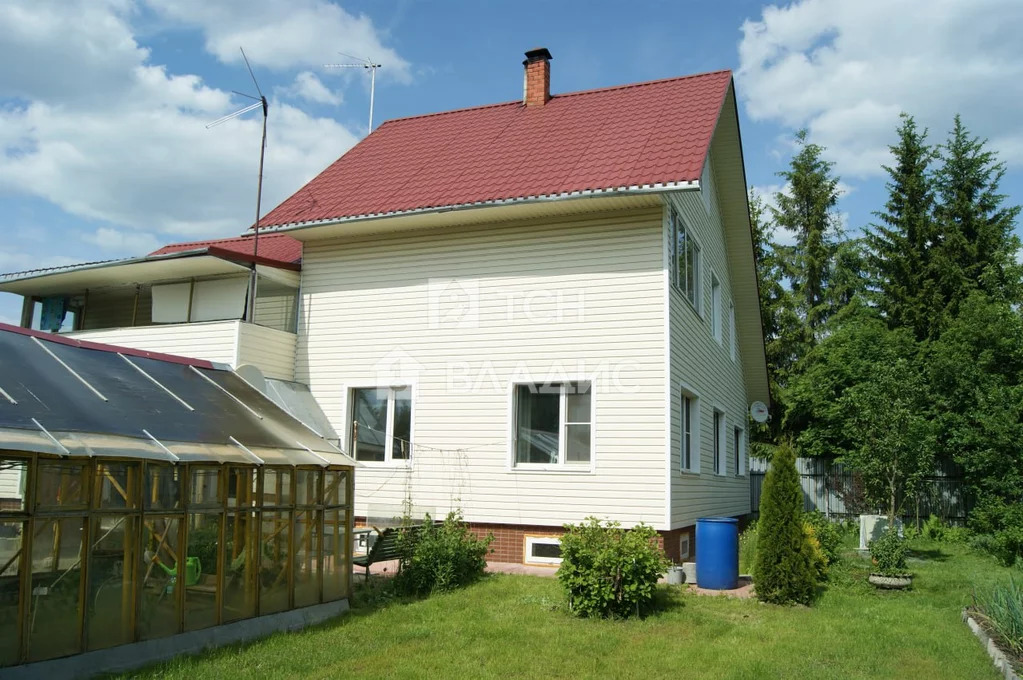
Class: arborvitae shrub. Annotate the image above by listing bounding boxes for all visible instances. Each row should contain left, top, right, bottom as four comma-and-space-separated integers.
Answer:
753, 442, 817, 604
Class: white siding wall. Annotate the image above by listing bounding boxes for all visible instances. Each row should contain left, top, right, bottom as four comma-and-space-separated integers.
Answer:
297, 209, 668, 528
237, 323, 297, 380
666, 157, 751, 527
69, 321, 240, 366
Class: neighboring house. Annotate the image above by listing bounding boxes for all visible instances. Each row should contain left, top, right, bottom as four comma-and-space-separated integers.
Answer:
0, 48, 769, 564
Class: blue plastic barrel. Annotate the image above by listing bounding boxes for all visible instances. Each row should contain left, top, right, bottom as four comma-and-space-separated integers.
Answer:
696, 517, 739, 590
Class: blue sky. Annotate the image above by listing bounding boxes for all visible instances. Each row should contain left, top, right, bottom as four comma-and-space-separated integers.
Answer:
1, 0, 1021, 323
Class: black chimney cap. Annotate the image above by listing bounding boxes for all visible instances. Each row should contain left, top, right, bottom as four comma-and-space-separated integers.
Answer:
523, 48, 553, 64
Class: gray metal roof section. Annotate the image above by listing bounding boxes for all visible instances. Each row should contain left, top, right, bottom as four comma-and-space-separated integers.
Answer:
0, 326, 354, 467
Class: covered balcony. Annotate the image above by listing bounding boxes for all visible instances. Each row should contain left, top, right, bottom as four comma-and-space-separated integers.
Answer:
0, 234, 301, 381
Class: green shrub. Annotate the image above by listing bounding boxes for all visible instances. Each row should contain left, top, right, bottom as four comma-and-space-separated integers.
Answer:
970, 500, 1023, 566
973, 579, 1023, 659
922, 514, 946, 541
393, 510, 493, 596
804, 512, 842, 572
753, 442, 817, 605
869, 527, 908, 576
557, 518, 669, 619
738, 521, 758, 575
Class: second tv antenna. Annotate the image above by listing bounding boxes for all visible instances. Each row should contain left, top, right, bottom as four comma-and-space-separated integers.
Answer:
324, 52, 382, 133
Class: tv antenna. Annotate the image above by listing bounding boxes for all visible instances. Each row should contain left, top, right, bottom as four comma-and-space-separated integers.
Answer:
324, 52, 382, 132
206, 46, 268, 322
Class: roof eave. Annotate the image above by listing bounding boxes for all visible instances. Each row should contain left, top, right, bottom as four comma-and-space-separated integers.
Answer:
260, 181, 701, 235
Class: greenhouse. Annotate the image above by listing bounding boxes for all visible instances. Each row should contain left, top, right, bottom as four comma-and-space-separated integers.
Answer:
0, 324, 355, 672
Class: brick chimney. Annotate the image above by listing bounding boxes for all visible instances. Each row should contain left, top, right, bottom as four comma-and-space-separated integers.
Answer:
522, 48, 552, 107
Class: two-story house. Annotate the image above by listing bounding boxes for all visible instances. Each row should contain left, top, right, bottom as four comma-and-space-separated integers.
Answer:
1, 48, 768, 564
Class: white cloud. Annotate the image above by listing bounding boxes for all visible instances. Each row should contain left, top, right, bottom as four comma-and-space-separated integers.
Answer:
737, 0, 1023, 178
143, 0, 411, 82
0, 1, 401, 239
282, 71, 342, 106
81, 228, 162, 254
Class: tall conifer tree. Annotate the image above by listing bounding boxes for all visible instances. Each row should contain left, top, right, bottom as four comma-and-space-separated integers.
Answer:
771, 130, 843, 346
930, 115, 1022, 334
866, 114, 936, 340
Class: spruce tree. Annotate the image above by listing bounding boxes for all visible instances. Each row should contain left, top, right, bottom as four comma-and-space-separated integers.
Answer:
930, 115, 1023, 334
772, 129, 844, 340
866, 114, 937, 340
749, 190, 792, 449
753, 441, 816, 605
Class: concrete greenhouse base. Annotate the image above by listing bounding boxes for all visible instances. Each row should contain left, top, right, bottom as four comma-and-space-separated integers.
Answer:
2, 599, 350, 680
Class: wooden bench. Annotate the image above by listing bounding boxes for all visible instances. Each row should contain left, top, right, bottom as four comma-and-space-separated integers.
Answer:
352, 525, 423, 580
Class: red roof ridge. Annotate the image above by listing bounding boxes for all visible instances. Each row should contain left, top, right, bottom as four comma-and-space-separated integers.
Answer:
381, 69, 733, 127
553, 68, 732, 100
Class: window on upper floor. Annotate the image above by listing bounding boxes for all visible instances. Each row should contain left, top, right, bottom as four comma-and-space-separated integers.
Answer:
711, 273, 722, 343
350, 386, 412, 463
670, 209, 701, 312
513, 381, 592, 467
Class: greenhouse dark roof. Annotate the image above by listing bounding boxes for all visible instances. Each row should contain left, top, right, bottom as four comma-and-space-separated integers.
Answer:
0, 323, 353, 466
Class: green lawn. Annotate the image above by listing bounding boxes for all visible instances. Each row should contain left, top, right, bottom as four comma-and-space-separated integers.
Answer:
117, 538, 1017, 680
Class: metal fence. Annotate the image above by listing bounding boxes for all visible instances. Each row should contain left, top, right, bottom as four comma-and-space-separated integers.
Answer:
749, 456, 972, 524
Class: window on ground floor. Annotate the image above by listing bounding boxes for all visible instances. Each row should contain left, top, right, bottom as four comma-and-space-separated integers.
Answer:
681, 389, 699, 473
713, 409, 726, 475
350, 386, 412, 463
513, 381, 592, 467
734, 425, 746, 476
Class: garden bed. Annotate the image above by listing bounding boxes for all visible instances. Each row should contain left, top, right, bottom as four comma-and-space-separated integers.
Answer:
964, 607, 1022, 680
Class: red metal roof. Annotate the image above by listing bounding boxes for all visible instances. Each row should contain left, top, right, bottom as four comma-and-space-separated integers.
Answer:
149, 233, 302, 268
261, 70, 733, 227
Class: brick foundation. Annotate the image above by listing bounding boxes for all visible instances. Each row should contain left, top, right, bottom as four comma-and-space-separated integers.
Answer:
356, 516, 753, 565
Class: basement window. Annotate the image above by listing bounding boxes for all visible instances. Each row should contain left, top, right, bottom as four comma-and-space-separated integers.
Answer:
524, 536, 562, 565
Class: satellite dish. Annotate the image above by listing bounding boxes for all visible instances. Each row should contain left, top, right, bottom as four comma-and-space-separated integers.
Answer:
235, 364, 267, 394
750, 401, 769, 423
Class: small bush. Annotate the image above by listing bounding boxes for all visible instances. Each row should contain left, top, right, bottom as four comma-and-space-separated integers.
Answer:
869, 527, 908, 576
557, 518, 669, 619
738, 521, 758, 575
922, 514, 946, 541
393, 510, 493, 596
973, 579, 1023, 659
753, 442, 817, 605
804, 512, 843, 571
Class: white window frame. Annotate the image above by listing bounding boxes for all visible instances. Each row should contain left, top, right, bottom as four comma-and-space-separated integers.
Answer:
508, 379, 595, 473
734, 425, 746, 477
729, 301, 737, 361
710, 272, 722, 343
346, 384, 414, 467
669, 208, 702, 315
712, 407, 726, 476
680, 385, 701, 474
679, 533, 691, 560
524, 536, 563, 565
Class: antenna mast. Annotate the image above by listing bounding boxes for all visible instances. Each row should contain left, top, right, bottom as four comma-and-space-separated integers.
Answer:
206, 47, 269, 323
324, 52, 382, 132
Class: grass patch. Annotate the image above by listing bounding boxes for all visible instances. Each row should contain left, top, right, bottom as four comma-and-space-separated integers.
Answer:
115, 537, 1017, 680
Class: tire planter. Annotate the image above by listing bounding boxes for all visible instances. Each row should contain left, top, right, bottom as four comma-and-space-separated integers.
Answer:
869, 573, 912, 589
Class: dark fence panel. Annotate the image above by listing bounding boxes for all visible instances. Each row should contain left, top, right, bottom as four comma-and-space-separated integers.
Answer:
749, 456, 972, 524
